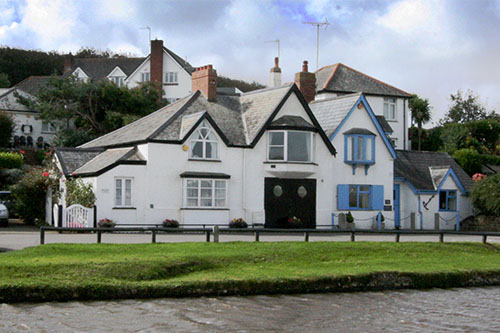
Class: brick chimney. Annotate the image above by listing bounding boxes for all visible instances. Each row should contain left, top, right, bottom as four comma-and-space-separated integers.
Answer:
150, 39, 164, 87
294, 60, 316, 103
192, 65, 217, 102
269, 57, 282, 88
63, 53, 74, 74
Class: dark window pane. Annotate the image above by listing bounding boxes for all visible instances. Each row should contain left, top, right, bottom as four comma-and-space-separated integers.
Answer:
288, 132, 310, 162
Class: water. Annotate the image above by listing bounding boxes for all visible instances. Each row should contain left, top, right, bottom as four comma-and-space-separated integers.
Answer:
1, 287, 499, 332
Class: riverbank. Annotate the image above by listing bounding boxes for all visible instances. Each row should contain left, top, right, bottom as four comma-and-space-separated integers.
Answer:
1, 242, 500, 303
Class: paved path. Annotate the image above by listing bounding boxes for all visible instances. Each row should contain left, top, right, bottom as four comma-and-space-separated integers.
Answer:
1, 229, 499, 251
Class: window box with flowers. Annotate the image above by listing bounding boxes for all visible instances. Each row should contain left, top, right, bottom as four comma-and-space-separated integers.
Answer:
162, 219, 180, 228
98, 218, 116, 228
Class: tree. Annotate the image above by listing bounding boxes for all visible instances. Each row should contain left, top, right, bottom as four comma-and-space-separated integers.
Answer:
408, 94, 431, 151
0, 73, 10, 88
17, 76, 167, 147
217, 75, 265, 92
472, 174, 500, 216
443, 89, 492, 124
0, 113, 14, 147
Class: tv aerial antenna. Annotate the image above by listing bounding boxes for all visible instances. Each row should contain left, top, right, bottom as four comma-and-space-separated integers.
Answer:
140, 26, 152, 41
302, 18, 329, 70
264, 39, 280, 58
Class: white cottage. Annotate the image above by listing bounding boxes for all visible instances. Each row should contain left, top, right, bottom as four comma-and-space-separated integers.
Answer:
64, 39, 193, 103
55, 63, 337, 227
54, 61, 474, 230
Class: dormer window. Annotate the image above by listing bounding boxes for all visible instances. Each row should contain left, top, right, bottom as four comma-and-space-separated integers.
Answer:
110, 76, 124, 87
268, 131, 313, 162
345, 134, 374, 164
190, 120, 219, 160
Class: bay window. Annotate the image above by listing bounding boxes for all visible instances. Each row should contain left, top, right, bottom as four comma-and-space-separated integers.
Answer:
345, 134, 375, 164
268, 131, 313, 162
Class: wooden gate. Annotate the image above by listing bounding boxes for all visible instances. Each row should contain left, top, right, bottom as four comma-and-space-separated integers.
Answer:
63, 204, 93, 228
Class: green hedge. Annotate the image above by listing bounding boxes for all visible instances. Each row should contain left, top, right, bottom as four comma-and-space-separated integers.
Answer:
0, 152, 23, 169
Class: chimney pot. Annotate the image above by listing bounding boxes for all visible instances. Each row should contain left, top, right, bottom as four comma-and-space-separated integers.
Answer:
302, 60, 308, 72
274, 57, 279, 67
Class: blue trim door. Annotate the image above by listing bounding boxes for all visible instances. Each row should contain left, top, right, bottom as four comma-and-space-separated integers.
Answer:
394, 184, 401, 228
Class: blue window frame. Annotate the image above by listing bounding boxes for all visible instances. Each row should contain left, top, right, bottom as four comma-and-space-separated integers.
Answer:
439, 190, 457, 211
337, 184, 384, 211
344, 134, 375, 164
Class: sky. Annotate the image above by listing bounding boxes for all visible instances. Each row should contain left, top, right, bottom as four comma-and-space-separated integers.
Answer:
0, 0, 499, 124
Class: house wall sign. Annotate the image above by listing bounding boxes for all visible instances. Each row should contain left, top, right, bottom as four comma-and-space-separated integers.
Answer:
21, 124, 33, 134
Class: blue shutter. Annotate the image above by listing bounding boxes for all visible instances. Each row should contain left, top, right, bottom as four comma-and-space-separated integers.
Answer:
372, 185, 384, 210
337, 185, 350, 210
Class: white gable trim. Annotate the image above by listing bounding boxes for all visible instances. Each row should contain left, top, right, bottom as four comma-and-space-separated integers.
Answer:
107, 66, 127, 78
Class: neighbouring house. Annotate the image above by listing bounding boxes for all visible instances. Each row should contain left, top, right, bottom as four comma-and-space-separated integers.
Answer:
0, 76, 56, 148
53, 60, 474, 230
315, 63, 412, 150
64, 39, 194, 103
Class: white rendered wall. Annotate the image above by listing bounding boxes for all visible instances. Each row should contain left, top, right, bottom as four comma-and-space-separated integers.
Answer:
329, 102, 395, 229
126, 51, 192, 101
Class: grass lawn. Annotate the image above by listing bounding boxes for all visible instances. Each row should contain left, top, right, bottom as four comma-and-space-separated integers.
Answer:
1, 242, 500, 302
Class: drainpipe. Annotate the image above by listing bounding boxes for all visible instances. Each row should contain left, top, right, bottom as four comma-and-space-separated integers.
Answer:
242, 148, 247, 220
403, 99, 407, 150
418, 194, 423, 230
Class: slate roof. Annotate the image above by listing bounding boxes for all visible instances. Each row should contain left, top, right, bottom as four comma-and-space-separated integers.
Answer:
309, 93, 362, 137
315, 63, 411, 98
80, 84, 296, 149
395, 150, 474, 193
343, 128, 376, 136
69, 58, 146, 80
15, 76, 54, 95
376, 115, 393, 133
55, 148, 104, 176
270, 115, 315, 129
163, 47, 194, 74
73, 147, 145, 176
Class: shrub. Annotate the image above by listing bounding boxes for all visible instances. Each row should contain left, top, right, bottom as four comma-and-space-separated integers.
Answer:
162, 219, 179, 228
66, 178, 96, 208
0, 113, 14, 148
472, 174, 500, 216
346, 212, 354, 223
229, 218, 248, 228
0, 168, 24, 190
10, 167, 56, 225
453, 148, 483, 176
98, 218, 116, 228
0, 152, 23, 169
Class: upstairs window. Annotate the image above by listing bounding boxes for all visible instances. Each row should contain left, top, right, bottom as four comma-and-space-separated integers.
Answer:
141, 72, 150, 82
439, 190, 457, 211
190, 120, 219, 160
165, 72, 178, 83
42, 122, 56, 133
345, 134, 375, 164
383, 98, 396, 120
110, 76, 124, 87
268, 131, 313, 162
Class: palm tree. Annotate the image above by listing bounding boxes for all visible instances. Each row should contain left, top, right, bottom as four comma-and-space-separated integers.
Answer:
409, 94, 431, 151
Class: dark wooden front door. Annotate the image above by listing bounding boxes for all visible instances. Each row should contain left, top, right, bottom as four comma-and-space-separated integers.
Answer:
264, 178, 316, 228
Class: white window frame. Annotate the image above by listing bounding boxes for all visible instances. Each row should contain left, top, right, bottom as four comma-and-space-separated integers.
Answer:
189, 120, 219, 160
110, 76, 124, 87
41, 122, 56, 133
183, 178, 227, 208
383, 98, 397, 121
165, 72, 178, 83
115, 177, 133, 207
141, 72, 150, 82
267, 130, 314, 163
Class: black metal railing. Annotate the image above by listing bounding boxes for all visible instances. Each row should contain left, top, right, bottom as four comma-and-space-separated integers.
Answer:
39, 226, 500, 245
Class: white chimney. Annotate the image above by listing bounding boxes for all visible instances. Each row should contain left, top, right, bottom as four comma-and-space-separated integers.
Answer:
269, 57, 282, 88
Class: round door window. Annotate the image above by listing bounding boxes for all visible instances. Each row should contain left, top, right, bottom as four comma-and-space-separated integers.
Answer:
297, 186, 307, 198
273, 185, 283, 197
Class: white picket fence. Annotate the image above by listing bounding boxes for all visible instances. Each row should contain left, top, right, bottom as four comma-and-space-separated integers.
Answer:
62, 204, 94, 228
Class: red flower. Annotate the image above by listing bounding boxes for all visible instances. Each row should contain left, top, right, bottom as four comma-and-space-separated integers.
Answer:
20, 150, 25, 155
42, 172, 49, 177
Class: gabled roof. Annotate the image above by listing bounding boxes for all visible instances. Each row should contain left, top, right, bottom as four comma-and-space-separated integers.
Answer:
309, 93, 361, 138
315, 63, 412, 98
68, 58, 146, 81
54, 147, 104, 176
15, 76, 54, 95
77, 83, 335, 154
73, 147, 146, 177
269, 115, 315, 130
395, 150, 474, 194
163, 46, 194, 74
310, 93, 396, 159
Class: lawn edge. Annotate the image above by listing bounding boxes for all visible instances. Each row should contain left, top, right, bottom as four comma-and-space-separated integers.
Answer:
2, 270, 500, 303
